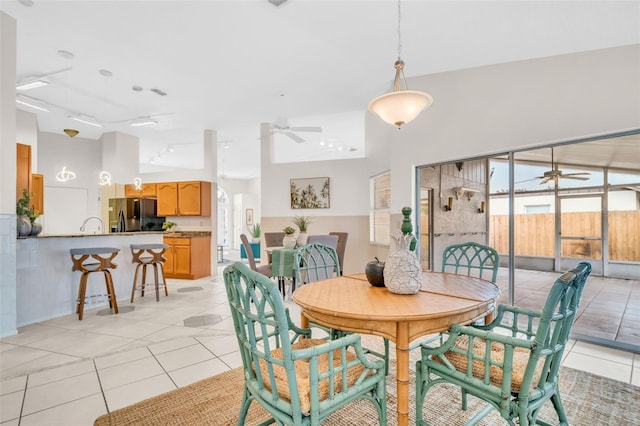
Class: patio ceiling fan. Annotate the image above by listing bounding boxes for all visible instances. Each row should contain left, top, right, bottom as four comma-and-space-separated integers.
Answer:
267, 116, 322, 143
536, 147, 591, 185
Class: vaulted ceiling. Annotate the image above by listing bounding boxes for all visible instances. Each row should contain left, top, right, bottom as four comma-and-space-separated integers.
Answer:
3, 0, 638, 179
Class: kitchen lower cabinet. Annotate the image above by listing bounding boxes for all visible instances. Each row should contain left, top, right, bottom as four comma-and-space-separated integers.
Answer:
163, 236, 211, 279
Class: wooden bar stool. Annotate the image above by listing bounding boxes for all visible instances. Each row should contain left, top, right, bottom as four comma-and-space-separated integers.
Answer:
70, 247, 120, 320
130, 244, 169, 302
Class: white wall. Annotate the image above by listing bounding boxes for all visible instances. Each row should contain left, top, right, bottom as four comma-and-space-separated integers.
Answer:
0, 11, 18, 337
16, 109, 38, 171
369, 45, 640, 212
37, 131, 103, 235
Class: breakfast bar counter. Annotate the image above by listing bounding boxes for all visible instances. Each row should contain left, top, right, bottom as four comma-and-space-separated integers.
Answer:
16, 232, 164, 326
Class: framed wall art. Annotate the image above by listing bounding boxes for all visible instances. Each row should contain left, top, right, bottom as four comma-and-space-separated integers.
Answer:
290, 177, 330, 209
246, 208, 254, 225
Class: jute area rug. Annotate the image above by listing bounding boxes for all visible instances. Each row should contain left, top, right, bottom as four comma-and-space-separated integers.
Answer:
94, 362, 640, 425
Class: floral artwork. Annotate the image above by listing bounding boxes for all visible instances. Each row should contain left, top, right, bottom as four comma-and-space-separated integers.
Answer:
290, 177, 330, 209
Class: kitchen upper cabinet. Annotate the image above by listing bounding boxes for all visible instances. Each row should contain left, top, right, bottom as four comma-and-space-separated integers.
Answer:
16, 143, 31, 202
157, 183, 179, 216
157, 181, 211, 217
31, 174, 44, 214
124, 183, 157, 198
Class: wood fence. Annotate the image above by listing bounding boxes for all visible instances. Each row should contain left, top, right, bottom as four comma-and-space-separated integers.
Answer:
490, 211, 640, 261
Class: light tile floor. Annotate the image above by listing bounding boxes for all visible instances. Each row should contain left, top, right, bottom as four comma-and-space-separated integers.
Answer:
1, 254, 638, 425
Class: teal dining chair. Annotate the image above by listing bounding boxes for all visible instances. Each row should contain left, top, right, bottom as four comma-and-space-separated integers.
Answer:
223, 261, 387, 426
294, 242, 390, 375
415, 261, 591, 426
441, 241, 500, 283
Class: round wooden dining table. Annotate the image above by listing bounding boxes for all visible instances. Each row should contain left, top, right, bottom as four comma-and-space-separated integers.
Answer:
292, 271, 501, 426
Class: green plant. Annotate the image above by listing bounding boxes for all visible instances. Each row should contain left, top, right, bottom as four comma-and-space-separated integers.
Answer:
293, 215, 312, 232
162, 221, 177, 230
16, 189, 40, 222
247, 222, 261, 238
283, 226, 295, 235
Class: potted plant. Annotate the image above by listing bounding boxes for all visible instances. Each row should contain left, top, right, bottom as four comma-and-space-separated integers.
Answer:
282, 226, 296, 249
247, 222, 261, 243
16, 189, 40, 236
162, 221, 177, 232
293, 215, 312, 246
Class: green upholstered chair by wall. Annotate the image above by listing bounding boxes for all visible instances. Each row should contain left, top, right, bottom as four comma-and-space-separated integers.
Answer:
223, 261, 387, 426
441, 241, 500, 283
415, 262, 591, 426
294, 242, 390, 375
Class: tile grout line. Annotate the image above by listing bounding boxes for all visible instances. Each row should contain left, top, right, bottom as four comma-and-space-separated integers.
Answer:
93, 358, 110, 415
17, 374, 28, 426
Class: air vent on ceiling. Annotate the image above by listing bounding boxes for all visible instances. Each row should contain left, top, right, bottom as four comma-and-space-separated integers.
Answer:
268, 0, 288, 7
150, 88, 167, 96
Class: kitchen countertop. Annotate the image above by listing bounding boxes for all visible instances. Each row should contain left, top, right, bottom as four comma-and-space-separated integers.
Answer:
26, 231, 166, 239
22, 231, 212, 239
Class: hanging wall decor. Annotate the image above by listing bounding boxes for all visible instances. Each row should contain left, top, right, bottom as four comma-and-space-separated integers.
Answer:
290, 177, 330, 209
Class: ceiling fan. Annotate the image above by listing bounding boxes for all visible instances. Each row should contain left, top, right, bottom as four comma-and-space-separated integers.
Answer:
268, 116, 322, 143
536, 147, 591, 185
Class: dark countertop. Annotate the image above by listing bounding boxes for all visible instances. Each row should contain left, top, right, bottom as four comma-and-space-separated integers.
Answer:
24, 231, 212, 239
26, 231, 166, 239
163, 231, 212, 238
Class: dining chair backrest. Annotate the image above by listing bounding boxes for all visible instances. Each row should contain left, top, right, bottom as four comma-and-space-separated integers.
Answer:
441, 241, 499, 283
223, 261, 387, 425
416, 261, 592, 425
328, 232, 348, 270
264, 232, 286, 263
240, 233, 259, 271
294, 242, 341, 284
264, 232, 285, 248
307, 234, 338, 249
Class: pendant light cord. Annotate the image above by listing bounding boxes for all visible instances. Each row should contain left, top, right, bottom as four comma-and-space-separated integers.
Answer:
397, 0, 402, 60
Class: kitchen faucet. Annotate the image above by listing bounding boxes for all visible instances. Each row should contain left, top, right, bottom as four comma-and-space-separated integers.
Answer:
80, 216, 104, 234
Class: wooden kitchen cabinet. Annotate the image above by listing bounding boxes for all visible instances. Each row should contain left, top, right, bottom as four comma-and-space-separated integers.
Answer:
16, 143, 31, 202
31, 174, 44, 214
163, 236, 211, 279
124, 183, 157, 198
157, 181, 211, 216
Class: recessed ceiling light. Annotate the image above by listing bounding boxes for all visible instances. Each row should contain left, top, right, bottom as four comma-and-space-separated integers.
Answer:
68, 115, 103, 128
99, 69, 112, 77
16, 95, 50, 112
130, 117, 157, 127
18, 0, 34, 7
16, 79, 49, 91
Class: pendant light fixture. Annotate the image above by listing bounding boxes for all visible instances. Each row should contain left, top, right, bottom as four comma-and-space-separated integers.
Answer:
57, 129, 78, 182
57, 50, 77, 182
368, 0, 433, 128
98, 69, 113, 185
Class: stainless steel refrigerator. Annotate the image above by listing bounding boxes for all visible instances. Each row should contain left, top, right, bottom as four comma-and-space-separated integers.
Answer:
108, 198, 165, 232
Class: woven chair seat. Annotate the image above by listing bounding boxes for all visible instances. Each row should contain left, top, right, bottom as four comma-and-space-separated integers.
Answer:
437, 335, 544, 393
257, 338, 367, 414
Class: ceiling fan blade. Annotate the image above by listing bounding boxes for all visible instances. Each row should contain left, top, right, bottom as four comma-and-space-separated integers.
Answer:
539, 177, 552, 185
288, 126, 322, 133
284, 132, 305, 143
561, 175, 591, 181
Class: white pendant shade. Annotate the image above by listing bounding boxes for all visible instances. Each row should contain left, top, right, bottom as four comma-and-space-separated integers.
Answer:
368, 90, 433, 128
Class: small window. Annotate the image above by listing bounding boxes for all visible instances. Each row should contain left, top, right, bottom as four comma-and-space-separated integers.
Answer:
525, 204, 551, 214
370, 171, 391, 245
